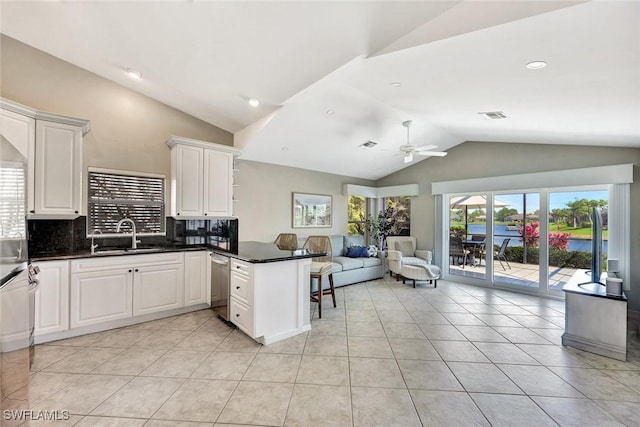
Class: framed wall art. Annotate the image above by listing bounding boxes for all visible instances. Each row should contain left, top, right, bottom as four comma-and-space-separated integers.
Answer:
292, 192, 332, 228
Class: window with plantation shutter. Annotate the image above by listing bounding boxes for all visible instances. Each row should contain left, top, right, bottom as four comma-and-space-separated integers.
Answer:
88, 168, 165, 236
0, 162, 26, 238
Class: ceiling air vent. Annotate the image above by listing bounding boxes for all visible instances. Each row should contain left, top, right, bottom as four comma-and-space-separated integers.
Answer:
478, 111, 508, 120
359, 140, 378, 149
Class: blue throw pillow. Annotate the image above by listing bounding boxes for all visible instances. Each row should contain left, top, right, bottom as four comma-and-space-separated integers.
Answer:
347, 246, 369, 258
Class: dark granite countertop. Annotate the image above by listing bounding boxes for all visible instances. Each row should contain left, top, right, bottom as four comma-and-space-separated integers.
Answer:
30, 241, 320, 264
217, 241, 320, 263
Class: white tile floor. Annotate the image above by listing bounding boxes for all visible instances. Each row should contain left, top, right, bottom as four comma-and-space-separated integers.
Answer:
7, 275, 640, 426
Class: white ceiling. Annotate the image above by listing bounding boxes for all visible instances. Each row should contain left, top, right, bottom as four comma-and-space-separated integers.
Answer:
1, 1, 639, 180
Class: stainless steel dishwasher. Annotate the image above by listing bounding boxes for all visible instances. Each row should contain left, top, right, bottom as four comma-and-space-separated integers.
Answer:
210, 253, 230, 321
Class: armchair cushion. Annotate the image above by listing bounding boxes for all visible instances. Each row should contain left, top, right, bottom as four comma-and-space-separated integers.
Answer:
395, 241, 415, 257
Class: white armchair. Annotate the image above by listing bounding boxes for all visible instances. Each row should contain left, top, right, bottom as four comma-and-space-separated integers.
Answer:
386, 236, 439, 281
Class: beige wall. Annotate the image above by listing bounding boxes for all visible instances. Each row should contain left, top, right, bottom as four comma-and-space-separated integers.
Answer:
1, 34, 233, 211
234, 159, 374, 243
377, 141, 640, 310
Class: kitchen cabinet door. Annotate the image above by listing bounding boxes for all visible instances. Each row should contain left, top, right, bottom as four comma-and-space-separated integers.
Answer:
172, 144, 203, 218
204, 149, 233, 217
34, 260, 70, 336
70, 268, 133, 328
133, 263, 184, 316
32, 120, 82, 217
184, 251, 210, 307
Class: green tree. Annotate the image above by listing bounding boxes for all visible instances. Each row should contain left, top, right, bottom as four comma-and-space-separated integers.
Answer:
495, 207, 518, 222
347, 196, 366, 235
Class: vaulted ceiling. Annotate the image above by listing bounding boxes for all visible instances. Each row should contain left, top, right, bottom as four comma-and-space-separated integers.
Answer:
2, 1, 638, 179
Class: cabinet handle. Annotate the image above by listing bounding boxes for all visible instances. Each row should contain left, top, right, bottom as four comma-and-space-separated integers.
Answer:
74, 210, 79, 214
128, 269, 132, 273
236, 286, 240, 290
135, 269, 139, 272
29, 210, 35, 214
204, 213, 207, 216
177, 213, 180, 216
236, 314, 240, 317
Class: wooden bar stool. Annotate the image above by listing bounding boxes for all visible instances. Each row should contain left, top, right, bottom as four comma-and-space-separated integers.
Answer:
303, 236, 336, 319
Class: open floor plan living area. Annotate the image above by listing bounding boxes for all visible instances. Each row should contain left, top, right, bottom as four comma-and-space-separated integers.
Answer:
1, 1, 640, 426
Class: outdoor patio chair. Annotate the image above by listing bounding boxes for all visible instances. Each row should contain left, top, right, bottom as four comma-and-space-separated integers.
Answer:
449, 236, 469, 268
495, 238, 511, 270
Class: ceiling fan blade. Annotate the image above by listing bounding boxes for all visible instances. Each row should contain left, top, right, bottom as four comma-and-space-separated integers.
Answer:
416, 151, 448, 157
413, 144, 438, 151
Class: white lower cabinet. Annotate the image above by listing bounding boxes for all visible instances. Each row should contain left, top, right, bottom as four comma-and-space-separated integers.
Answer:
133, 263, 184, 316
184, 251, 211, 307
70, 252, 185, 329
70, 268, 133, 328
33, 260, 70, 336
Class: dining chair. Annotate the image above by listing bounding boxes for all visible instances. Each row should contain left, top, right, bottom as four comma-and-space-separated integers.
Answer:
495, 238, 511, 270
302, 236, 336, 319
274, 233, 298, 250
449, 236, 470, 268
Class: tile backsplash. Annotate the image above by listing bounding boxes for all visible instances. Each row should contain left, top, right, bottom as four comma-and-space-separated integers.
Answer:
28, 217, 238, 257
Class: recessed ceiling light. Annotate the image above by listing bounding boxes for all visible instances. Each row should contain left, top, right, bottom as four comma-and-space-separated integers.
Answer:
126, 68, 142, 79
248, 98, 260, 107
326, 109, 335, 115
390, 82, 402, 87
526, 61, 547, 70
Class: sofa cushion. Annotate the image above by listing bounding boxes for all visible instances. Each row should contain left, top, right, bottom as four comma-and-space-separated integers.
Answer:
345, 234, 365, 249
331, 262, 343, 273
333, 256, 364, 271
330, 235, 345, 257
396, 240, 415, 257
361, 257, 382, 268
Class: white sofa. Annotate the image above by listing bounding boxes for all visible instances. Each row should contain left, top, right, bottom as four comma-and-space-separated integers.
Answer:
386, 236, 440, 282
298, 235, 386, 288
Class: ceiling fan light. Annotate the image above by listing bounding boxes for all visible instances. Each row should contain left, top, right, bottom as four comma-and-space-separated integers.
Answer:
404, 152, 413, 163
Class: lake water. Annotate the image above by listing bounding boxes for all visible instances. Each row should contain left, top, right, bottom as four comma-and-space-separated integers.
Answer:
464, 224, 608, 254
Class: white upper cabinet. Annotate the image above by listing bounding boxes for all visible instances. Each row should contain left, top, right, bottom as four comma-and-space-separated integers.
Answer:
1, 98, 90, 219
167, 135, 241, 219
32, 120, 83, 217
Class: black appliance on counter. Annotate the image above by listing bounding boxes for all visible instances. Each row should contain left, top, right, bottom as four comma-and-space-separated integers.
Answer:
174, 218, 238, 253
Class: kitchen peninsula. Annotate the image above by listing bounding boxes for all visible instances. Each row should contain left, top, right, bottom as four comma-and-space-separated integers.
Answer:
222, 241, 317, 344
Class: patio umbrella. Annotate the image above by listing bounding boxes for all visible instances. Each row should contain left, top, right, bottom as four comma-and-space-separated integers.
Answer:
450, 195, 508, 236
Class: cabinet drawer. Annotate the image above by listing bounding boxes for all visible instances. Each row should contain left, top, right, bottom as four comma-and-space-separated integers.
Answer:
230, 271, 251, 304
230, 259, 251, 276
230, 297, 253, 336
71, 252, 183, 273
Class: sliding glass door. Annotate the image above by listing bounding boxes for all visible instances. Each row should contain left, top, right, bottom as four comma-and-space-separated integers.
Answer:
444, 186, 609, 297
547, 189, 608, 295
493, 193, 541, 290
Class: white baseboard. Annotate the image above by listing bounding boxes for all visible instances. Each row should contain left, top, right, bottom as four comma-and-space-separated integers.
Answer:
562, 332, 626, 361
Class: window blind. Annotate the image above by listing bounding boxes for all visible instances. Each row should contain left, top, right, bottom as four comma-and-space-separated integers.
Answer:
0, 163, 26, 238
88, 170, 165, 236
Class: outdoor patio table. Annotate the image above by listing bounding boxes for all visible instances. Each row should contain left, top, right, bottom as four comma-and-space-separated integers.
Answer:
463, 240, 485, 266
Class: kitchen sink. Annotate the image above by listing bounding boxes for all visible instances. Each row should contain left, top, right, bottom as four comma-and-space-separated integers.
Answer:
94, 247, 163, 256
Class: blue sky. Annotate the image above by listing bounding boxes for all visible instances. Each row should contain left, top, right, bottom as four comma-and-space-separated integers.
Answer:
487, 190, 608, 213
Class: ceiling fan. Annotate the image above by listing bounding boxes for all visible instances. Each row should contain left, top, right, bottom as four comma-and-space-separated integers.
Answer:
397, 120, 447, 163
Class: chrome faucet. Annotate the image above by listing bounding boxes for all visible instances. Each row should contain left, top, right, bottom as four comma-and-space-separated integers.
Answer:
116, 218, 140, 249
13, 232, 23, 259
90, 229, 103, 255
